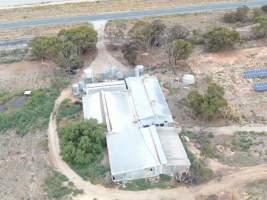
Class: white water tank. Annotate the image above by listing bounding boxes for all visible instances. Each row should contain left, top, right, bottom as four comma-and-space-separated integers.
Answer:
78, 81, 85, 92
84, 69, 93, 83
135, 65, 144, 77
182, 74, 195, 85
72, 84, 80, 96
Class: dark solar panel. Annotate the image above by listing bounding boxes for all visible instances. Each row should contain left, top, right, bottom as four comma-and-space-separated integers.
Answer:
254, 82, 267, 91
243, 69, 267, 78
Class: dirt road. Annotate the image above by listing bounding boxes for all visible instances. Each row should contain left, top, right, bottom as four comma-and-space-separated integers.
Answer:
47, 21, 267, 200
185, 124, 267, 136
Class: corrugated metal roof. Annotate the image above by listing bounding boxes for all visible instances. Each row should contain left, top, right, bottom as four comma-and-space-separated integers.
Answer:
85, 80, 126, 94
105, 91, 161, 175
157, 127, 191, 166
82, 92, 103, 123
126, 76, 173, 126
82, 76, 190, 178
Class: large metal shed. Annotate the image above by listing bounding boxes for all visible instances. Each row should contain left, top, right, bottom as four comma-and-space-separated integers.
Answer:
82, 76, 190, 182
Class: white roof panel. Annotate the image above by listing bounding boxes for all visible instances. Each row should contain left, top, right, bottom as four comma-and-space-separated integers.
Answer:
82, 92, 103, 123
104, 91, 160, 175
85, 81, 126, 94
157, 127, 191, 167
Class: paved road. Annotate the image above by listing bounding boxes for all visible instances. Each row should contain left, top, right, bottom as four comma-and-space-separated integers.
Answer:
0, 0, 266, 30
0, 0, 266, 46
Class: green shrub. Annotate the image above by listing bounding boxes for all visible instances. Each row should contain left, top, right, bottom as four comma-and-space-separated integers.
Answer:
253, 16, 267, 38
58, 120, 106, 165
57, 99, 82, 124
167, 39, 192, 64
204, 27, 240, 52
29, 36, 60, 59
29, 25, 96, 70
0, 87, 59, 136
187, 82, 227, 119
44, 170, 83, 199
223, 6, 250, 23
262, 5, 267, 13
123, 175, 175, 191
58, 26, 97, 54
186, 149, 213, 183
71, 163, 109, 184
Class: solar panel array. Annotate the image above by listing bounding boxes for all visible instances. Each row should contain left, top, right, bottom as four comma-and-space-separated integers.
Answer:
254, 82, 267, 91
243, 69, 267, 78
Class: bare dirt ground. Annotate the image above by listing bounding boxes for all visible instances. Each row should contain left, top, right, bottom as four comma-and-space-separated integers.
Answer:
45, 20, 267, 200
0, 130, 49, 200
0, 0, 241, 22
0, 23, 88, 40
0, 60, 55, 92
189, 47, 267, 124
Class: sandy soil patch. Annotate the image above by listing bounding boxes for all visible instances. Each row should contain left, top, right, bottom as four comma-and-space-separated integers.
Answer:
0, 23, 88, 40
0, 60, 55, 92
0, 131, 49, 200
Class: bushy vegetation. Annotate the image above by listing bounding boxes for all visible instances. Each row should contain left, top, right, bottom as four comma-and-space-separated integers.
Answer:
223, 6, 250, 23
253, 16, 267, 38
29, 25, 97, 71
122, 175, 175, 191
56, 98, 82, 124
44, 170, 83, 199
185, 147, 213, 184
123, 19, 192, 65
262, 5, 267, 13
58, 119, 108, 184
58, 26, 97, 54
0, 87, 59, 136
167, 39, 192, 64
204, 27, 240, 52
232, 132, 253, 151
29, 36, 60, 60
187, 82, 227, 119
59, 119, 106, 165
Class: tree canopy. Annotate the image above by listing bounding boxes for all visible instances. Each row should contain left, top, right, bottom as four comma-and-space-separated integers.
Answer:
167, 39, 192, 64
58, 26, 97, 54
59, 119, 106, 165
253, 16, 267, 38
204, 27, 240, 52
29, 36, 59, 60
29, 25, 97, 71
187, 82, 227, 119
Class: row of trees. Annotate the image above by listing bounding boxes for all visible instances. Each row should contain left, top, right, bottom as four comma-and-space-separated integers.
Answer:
122, 19, 241, 65
29, 25, 97, 71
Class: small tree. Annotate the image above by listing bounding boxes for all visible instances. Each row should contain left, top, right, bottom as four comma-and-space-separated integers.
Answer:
167, 39, 192, 65
167, 25, 189, 43
59, 119, 106, 165
223, 6, 250, 23
187, 82, 227, 119
235, 6, 250, 22
58, 26, 97, 54
262, 5, 267, 13
253, 16, 267, 38
29, 36, 59, 60
121, 41, 140, 65
204, 27, 240, 52
54, 41, 84, 71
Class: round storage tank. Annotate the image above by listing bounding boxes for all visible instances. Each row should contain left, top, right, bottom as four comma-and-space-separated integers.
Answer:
135, 65, 144, 77
78, 81, 85, 92
182, 74, 195, 85
72, 84, 80, 96
84, 69, 93, 83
